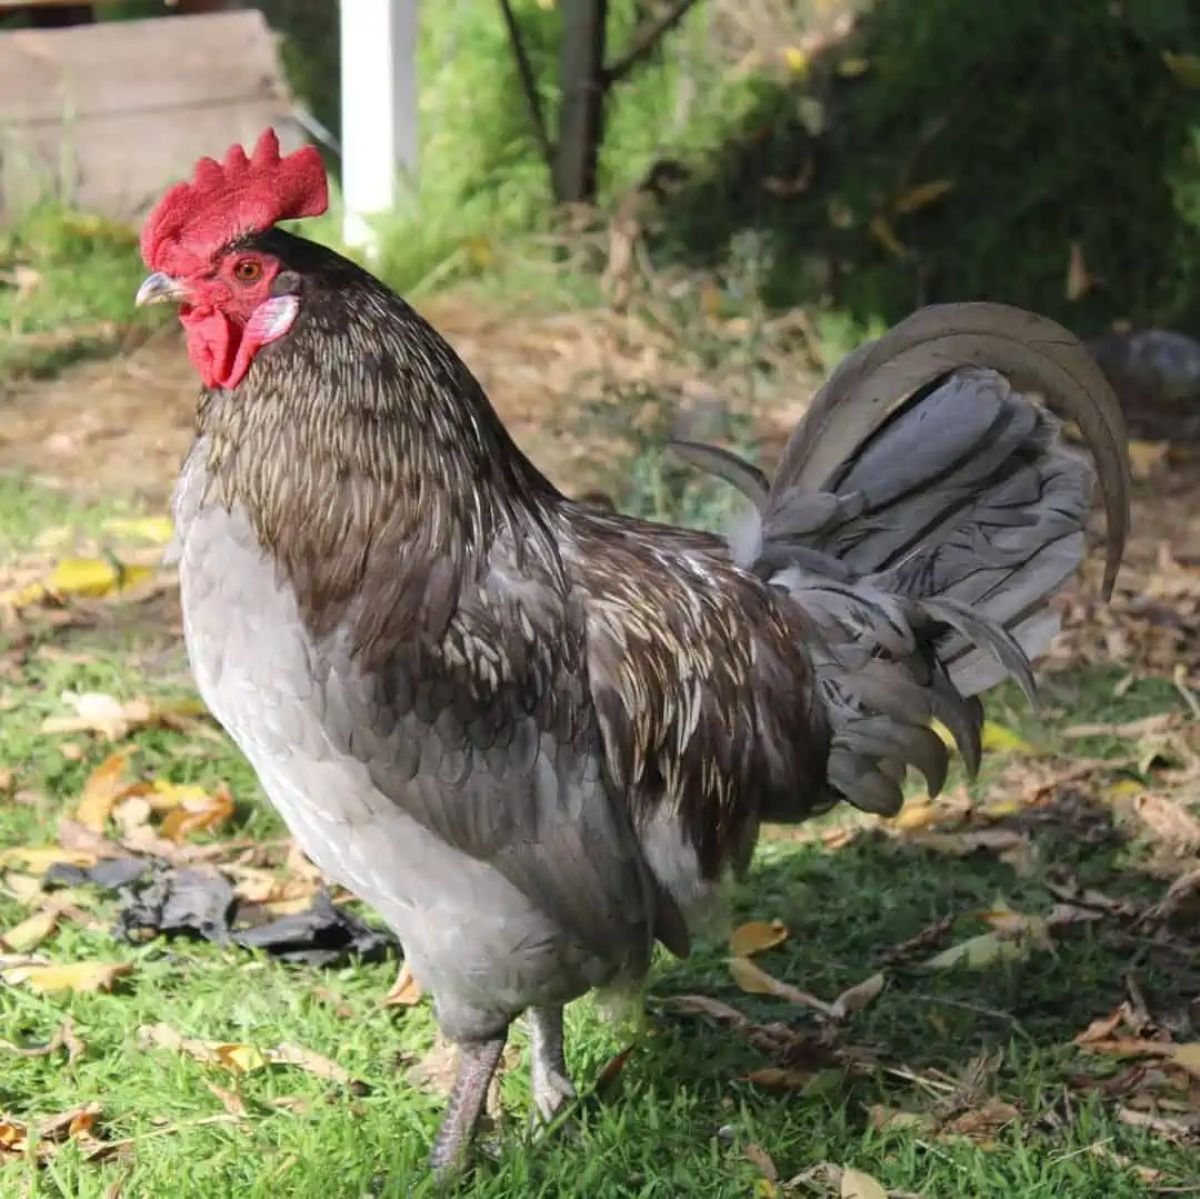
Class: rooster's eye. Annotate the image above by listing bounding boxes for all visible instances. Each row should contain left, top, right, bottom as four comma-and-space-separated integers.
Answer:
233, 259, 262, 283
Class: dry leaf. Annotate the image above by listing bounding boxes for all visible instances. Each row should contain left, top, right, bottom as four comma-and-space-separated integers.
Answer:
943, 1097, 1019, 1139
892, 179, 954, 216
868, 215, 907, 259
841, 1166, 888, 1199
159, 784, 234, 841
205, 1081, 247, 1117
75, 751, 132, 830
267, 1042, 357, 1087
0, 907, 59, 952
729, 918, 789, 957
1163, 49, 1200, 89
383, 961, 424, 1007
1169, 1043, 1200, 1079
1066, 241, 1091, 301
3, 960, 131, 993
727, 957, 841, 1018
922, 931, 1027, 971
1127, 440, 1170, 481
868, 1104, 932, 1133
0, 845, 98, 870
1133, 793, 1200, 850
1075, 1010, 1123, 1045
833, 971, 886, 1018
744, 1141, 778, 1181
743, 1067, 818, 1090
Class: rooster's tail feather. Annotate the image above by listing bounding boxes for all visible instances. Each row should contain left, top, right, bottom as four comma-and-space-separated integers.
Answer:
671, 303, 1130, 817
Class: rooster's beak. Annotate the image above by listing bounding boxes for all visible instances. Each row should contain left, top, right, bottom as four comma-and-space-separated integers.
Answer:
135, 272, 188, 307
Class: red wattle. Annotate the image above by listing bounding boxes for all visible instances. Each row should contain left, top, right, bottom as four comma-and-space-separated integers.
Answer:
181, 308, 243, 390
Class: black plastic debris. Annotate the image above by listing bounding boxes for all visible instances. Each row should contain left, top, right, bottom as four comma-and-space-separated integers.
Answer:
233, 890, 395, 966
39, 856, 398, 968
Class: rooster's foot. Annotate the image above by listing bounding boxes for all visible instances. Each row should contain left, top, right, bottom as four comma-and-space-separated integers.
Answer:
528, 1005, 577, 1126
429, 1034, 507, 1183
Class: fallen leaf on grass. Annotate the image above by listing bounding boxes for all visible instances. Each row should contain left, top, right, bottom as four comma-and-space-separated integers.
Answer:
159, 784, 234, 841
868, 1104, 933, 1133
383, 961, 423, 1007
729, 918, 789, 956
44, 694, 205, 742
48, 558, 152, 599
1117, 1105, 1200, 1142
138, 1022, 361, 1088
0, 1016, 80, 1061
2, 960, 131, 993
742, 1066, 820, 1090
0, 845, 98, 870
205, 1081, 247, 1118
942, 1097, 1019, 1140
75, 751, 134, 830
892, 178, 954, 216
744, 1141, 778, 1181
728, 956, 841, 1018
1132, 793, 1200, 850
841, 1166, 888, 1199
980, 721, 1034, 753
832, 971, 886, 1017
100, 515, 175, 544
922, 932, 1027, 970
0, 906, 59, 952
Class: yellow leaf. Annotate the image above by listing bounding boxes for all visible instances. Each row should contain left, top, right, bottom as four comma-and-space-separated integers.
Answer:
0, 581, 48, 609
922, 931, 1027, 970
888, 799, 940, 831
757, 1180, 778, 1198
728, 957, 840, 1017
892, 179, 954, 215
75, 751, 131, 831
383, 961, 424, 1007
159, 784, 234, 841
1163, 50, 1200, 89
48, 558, 151, 599
980, 722, 1031, 753
841, 1167, 888, 1199
0, 908, 58, 953
1065, 241, 1091, 302
782, 46, 809, 76
930, 719, 955, 748
837, 57, 870, 78
4, 873, 43, 903
149, 779, 215, 813
0, 846, 97, 870
1102, 779, 1143, 802
214, 1043, 267, 1073
869, 215, 907, 259
1169, 1042, 1200, 1079
1127, 440, 1169, 481
100, 515, 174, 544
2, 961, 131, 993
729, 918, 789, 957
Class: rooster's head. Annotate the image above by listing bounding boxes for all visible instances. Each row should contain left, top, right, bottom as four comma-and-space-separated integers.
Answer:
136, 128, 328, 390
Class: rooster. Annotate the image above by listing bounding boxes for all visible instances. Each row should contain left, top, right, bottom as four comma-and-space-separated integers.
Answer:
136, 131, 1130, 1178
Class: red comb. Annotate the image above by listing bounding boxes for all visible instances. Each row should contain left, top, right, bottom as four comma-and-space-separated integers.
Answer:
140, 128, 328, 275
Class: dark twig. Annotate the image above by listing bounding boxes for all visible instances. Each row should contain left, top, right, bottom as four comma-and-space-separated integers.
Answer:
496, 0, 555, 171
602, 0, 703, 86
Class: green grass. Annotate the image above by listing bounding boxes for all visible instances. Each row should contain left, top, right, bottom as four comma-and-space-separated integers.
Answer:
1, 475, 1196, 1198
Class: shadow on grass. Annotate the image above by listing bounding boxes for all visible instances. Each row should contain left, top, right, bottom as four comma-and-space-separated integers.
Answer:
654, 0, 1200, 336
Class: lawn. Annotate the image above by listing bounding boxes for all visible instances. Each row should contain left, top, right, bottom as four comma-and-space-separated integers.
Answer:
1, 210, 1199, 1198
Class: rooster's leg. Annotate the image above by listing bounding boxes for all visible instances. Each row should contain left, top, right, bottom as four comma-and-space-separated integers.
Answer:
429, 1035, 507, 1179
528, 1005, 576, 1123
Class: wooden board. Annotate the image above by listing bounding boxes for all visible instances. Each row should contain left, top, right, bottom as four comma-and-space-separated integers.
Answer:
0, 9, 305, 221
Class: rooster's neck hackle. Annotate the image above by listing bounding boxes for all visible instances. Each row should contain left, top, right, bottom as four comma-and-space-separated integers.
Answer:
194, 230, 561, 654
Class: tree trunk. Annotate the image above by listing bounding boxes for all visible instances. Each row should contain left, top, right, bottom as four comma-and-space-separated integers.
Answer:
553, 0, 607, 203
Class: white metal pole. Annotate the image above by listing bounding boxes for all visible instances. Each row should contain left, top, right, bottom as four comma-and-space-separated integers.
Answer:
339, 0, 420, 251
